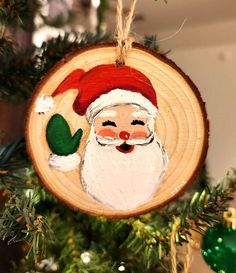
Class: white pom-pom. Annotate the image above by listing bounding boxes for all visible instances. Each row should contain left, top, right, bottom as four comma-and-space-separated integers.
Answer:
35, 95, 55, 113
48, 153, 81, 172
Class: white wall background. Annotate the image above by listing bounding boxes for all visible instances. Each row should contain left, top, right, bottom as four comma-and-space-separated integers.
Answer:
169, 42, 236, 181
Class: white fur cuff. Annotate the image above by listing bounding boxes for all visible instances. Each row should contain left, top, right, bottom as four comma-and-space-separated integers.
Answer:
48, 153, 81, 172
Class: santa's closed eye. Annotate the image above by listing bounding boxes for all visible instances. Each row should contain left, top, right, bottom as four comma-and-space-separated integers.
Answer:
102, 120, 117, 127
131, 120, 145, 126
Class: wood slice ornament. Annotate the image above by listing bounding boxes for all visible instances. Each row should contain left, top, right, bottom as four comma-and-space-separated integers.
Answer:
25, 43, 208, 218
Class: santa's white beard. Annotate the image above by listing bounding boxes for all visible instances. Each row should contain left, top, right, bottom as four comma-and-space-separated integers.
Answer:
81, 133, 167, 211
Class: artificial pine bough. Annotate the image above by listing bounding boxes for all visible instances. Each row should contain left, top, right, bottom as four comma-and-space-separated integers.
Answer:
0, 138, 235, 272
0, 0, 234, 271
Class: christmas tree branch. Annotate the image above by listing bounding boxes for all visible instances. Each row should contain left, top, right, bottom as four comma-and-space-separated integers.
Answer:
1, 138, 236, 271
0, 139, 52, 261
0, 32, 109, 102
117, 171, 236, 268
0, 0, 40, 29
0, 190, 52, 260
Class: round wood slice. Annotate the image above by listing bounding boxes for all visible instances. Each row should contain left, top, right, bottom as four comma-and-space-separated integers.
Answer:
25, 43, 209, 219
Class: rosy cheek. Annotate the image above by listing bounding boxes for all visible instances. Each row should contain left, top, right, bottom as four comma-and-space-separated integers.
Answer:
131, 131, 148, 138
96, 129, 118, 138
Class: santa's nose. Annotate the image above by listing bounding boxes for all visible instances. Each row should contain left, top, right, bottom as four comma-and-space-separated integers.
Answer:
119, 131, 130, 140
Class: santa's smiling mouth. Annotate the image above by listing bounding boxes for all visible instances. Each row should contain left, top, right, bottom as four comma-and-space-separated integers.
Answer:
116, 142, 135, 153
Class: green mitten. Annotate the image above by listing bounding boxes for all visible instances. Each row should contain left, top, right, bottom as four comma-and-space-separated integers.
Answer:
46, 114, 83, 156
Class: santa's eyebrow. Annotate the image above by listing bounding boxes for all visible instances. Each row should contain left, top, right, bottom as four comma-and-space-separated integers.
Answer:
131, 110, 147, 118
131, 119, 145, 126
102, 120, 117, 127
99, 110, 117, 117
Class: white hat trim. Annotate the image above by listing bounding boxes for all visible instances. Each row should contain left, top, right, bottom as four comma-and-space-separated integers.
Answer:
86, 89, 158, 123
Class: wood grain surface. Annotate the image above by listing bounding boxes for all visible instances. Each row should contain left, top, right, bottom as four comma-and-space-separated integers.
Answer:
25, 43, 209, 218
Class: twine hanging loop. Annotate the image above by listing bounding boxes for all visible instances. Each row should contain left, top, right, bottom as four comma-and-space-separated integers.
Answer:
115, 0, 137, 66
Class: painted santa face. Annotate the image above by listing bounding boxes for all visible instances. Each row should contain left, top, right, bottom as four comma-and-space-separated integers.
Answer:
93, 105, 154, 153
81, 104, 168, 211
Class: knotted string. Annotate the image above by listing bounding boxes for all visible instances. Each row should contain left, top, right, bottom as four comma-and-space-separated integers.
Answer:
115, 0, 137, 66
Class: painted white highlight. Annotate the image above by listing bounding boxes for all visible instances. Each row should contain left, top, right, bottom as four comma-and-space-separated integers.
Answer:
48, 153, 80, 172
81, 131, 168, 211
35, 95, 55, 113
98, 110, 117, 118
86, 89, 158, 123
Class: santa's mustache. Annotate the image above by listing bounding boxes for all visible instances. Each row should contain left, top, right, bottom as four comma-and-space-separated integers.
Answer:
95, 133, 155, 146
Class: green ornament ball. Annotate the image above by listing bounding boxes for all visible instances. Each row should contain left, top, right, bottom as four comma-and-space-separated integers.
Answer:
201, 224, 236, 273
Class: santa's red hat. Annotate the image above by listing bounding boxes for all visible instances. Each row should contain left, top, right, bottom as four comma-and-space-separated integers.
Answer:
52, 64, 158, 123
